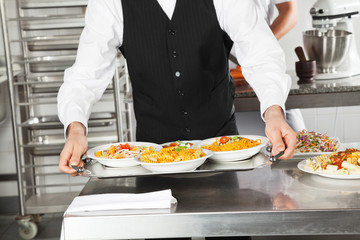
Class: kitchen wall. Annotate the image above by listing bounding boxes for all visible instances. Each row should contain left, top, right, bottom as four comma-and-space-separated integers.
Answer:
0, 0, 360, 200
278, 0, 360, 142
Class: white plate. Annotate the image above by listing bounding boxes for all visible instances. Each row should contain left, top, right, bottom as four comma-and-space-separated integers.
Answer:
135, 149, 213, 173
298, 174, 360, 192
86, 162, 151, 178
199, 135, 268, 162
161, 140, 201, 148
297, 160, 360, 180
293, 137, 340, 158
86, 142, 161, 168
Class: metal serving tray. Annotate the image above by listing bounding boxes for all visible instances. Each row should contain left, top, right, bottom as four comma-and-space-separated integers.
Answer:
84, 153, 269, 179
20, 112, 116, 130
20, 0, 87, 9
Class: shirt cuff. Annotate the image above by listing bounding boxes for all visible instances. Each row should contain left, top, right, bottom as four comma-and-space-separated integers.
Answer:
63, 114, 89, 139
260, 102, 287, 122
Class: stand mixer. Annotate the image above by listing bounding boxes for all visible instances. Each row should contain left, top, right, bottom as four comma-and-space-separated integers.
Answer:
303, 0, 360, 80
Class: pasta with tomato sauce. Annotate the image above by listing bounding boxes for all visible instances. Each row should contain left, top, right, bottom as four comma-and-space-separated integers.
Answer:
201, 136, 261, 152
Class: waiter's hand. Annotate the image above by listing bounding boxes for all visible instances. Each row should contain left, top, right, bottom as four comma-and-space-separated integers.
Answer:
264, 105, 296, 160
59, 122, 88, 176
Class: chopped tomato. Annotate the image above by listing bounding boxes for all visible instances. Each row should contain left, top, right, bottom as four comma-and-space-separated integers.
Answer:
120, 143, 131, 150
219, 136, 229, 144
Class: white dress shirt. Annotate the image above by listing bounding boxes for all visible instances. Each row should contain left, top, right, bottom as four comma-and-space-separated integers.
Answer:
57, 0, 291, 133
256, 0, 291, 25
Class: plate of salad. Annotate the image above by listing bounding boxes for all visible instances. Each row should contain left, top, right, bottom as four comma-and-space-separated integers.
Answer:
294, 130, 340, 158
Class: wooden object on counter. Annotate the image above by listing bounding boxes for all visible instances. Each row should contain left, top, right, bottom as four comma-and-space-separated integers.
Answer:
295, 46, 316, 84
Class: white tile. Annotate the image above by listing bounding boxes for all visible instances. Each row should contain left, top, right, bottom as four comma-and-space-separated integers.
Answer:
302, 114, 317, 132
0, 127, 14, 152
0, 151, 16, 174
343, 106, 360, 114
300, 108, 317, 115
316, 107, 341, 115
343, 137, 360, 143
0, 181, 18, 197
343, 114, 360, 140
316, 114, 344, 139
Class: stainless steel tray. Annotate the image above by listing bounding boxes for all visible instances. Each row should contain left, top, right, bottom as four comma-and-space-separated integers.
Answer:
20, 112, 116, 130
20, 0, 87, 9
20, 35, 81, 51
19, 16, 85, 31
15, 55, 76, 73
84, 153, 269, 178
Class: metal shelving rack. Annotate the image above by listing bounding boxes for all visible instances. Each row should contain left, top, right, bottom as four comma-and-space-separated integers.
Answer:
0, 0, 135, 239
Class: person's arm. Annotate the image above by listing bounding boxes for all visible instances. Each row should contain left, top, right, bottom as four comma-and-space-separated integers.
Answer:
214, 0, 296, 159
57, 0, 123, 175
271, 0, 298, 40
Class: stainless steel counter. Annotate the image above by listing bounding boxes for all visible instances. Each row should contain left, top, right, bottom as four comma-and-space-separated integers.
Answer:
63, 158, 360, 239
234, 72, 360, 111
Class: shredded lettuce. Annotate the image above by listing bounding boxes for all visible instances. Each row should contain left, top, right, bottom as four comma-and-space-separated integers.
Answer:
296, 130, 339, 153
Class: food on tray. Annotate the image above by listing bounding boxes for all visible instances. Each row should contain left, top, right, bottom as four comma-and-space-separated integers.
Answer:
95, 143, 146, 159
305, 148, 360, 175
201, 136, 261, 152
140, 146, 206, 163
230, 65, 244, 79
162, 140, 193, 149
296, 129, 339, 153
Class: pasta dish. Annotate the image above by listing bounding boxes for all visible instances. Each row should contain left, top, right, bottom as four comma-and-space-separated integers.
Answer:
306, 148, 360, 175
201, 136, 261, 152
95, 143, 146, 159
140, 146, 206, 163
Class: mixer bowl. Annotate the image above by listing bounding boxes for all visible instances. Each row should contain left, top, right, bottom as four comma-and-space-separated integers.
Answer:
303, 29, 352, 74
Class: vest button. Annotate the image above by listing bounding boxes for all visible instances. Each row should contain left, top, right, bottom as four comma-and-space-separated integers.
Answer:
168, 29, 176, 35
172, 51, 177, 58
185, 128, 191, 133
175, 71, 181, 77
178, 90, 184, 96
182, 110, 188, 115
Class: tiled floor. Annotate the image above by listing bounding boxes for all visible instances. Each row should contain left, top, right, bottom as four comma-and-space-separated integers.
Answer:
0, 214, 62, 240
1, 213, 360, 240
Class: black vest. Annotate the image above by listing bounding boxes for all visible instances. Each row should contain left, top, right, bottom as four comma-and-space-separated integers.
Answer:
120, 0, 238, 143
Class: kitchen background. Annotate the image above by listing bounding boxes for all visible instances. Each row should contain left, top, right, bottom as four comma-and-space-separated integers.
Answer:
0, 0, 360, 209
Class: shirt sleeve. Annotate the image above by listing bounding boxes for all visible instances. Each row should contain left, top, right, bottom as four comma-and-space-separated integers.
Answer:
57, 0, 123, 135
274, 0, 291, 4
213, 0, 291, 119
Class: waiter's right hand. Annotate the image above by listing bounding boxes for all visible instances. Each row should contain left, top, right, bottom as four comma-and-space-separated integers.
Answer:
59, 122, 88, 176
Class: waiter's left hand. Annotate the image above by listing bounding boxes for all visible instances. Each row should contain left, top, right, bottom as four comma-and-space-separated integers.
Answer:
264, 105, 296, 160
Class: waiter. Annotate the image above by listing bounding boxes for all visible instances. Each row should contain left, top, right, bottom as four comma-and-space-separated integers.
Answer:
57, 0, 296, 176
232, 0, 306, 135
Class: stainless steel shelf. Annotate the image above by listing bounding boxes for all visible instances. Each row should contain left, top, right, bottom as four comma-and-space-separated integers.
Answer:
0, 0, 134, 224
25, 192, 81, 214
20, 112, 116, 130
20, 0, 87, 9
21, 131, 119, 156
21, 17, 84, 31
15, 35, 80, 51
14, 55, 76, 73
